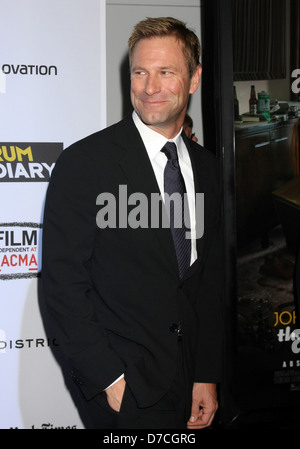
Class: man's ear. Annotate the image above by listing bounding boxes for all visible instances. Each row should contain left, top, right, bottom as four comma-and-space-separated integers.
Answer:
189, 65, 202, 94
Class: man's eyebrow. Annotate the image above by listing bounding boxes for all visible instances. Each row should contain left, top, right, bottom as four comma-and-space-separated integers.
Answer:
132, 65, 178, 72
160, 65, 177, 70
131, 65, 145, 70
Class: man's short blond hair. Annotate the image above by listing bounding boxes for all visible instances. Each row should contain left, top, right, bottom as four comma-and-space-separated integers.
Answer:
128, 17, 201, 78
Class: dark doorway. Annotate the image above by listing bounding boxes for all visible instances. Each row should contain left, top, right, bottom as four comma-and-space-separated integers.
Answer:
202, 0, 300, 429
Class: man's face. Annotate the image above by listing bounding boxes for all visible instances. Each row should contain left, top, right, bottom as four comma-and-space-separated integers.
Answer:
130, 35, 201, 138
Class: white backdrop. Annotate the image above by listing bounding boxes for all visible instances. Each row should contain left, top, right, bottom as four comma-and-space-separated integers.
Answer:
0, 0, 106, 429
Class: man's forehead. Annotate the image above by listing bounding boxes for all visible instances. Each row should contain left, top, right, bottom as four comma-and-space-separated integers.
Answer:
137, 34, 183, 49
132, 35, 184, 59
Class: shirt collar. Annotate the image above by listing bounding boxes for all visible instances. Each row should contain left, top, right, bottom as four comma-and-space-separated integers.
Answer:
132, 111, 184, 161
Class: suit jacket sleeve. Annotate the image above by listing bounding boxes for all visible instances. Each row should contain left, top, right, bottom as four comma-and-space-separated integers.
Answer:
194, 150, 224, 383
42, 141, 126, 400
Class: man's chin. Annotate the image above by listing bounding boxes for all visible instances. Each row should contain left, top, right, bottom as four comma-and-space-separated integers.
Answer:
137, 111, 167, 127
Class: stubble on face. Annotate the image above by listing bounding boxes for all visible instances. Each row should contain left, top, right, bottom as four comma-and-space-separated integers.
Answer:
130, 36, 200, 139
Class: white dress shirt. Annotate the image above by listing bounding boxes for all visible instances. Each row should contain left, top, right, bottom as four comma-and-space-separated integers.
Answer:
132, 110, 197, 264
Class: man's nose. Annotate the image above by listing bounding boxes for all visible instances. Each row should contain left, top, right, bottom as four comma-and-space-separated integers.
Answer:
144, 74, 160, 95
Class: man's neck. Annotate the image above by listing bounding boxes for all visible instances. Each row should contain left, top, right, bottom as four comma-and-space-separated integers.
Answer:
133, 111, 183, 141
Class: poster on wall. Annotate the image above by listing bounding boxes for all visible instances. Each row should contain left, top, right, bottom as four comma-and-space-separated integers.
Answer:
0, 0, 106, 429
236, 241, 300, 421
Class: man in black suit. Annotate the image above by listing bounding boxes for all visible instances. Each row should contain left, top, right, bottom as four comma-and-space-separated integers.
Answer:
42, 17, 223, 429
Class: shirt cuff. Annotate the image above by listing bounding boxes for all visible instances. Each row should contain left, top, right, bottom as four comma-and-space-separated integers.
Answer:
104, 374, 124, 390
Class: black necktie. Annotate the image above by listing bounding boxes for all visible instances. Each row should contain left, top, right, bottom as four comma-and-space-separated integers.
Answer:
161, 141, 191, 278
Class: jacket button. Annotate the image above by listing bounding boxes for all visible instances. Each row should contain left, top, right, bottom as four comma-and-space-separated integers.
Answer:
169, 322, 183, 338
70, 369, 83, 386
169, 323, 179, 333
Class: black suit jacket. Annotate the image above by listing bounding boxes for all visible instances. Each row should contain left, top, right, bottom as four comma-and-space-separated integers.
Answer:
42, 114, 223, 408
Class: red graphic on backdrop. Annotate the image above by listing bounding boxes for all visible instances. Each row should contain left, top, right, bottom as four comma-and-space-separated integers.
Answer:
0, 222, 42, 280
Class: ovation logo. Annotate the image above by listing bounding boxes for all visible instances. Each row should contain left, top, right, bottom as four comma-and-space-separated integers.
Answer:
0, 142, 62, 182
0, 223, 42, 280
2, 64, 58, 76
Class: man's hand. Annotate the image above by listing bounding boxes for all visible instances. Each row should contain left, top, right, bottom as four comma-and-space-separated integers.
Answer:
187, 382, 218, 429
105, 377, 126, 412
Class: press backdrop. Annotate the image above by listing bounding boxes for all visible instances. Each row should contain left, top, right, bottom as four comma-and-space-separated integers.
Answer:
0, 0, 106, 429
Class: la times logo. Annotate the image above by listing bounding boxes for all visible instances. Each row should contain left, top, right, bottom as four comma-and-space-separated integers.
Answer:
0, 143, 62, 182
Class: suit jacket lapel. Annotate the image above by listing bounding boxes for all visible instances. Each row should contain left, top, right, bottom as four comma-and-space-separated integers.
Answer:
113, 115, 179, 274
